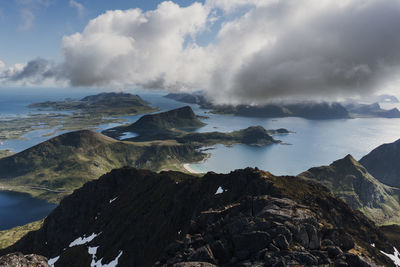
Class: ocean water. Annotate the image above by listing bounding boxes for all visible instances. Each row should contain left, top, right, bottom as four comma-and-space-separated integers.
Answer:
1, 88, 400, 229
190, 116, 400, 175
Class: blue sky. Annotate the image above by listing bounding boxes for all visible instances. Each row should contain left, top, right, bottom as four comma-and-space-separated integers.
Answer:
0, 0, 204, 65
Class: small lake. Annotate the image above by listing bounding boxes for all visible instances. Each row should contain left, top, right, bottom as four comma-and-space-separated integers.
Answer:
0, 191, 56, 230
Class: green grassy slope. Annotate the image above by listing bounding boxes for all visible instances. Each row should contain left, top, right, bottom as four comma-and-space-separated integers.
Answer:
0, 130, 203, 202
299, 154, 400, 225
0, 220, 43, 250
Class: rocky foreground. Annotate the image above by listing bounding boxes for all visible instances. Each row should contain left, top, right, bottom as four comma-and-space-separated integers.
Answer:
1, 168, 399, 266
0, 252, 49, 267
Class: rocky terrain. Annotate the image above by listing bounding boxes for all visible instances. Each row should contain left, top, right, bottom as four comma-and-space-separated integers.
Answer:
360, 138, 400, 188
299, 154, 400, 225
0, 252, 49, 267
1, 167, 398, 266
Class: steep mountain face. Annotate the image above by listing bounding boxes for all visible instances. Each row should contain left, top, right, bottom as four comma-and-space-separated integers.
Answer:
0, 130, 202, 202
299, 155, 400, 225
360, 139, 400, 188
103, 106, 206, 139
1, 168, 397, 266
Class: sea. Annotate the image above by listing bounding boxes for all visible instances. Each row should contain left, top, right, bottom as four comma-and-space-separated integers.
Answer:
1, 87, 400, 230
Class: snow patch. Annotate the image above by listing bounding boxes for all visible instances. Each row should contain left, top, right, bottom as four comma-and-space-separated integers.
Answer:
89, 247, 123, 267
48, 256, 59, 267
109, 197, 118, 203
69, 233, 99, 247
381, 247, 400, 266
215, 186, 224, 195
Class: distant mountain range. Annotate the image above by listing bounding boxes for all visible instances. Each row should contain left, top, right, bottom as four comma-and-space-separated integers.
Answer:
1, 168, 397, 266
165, 93, 400, 119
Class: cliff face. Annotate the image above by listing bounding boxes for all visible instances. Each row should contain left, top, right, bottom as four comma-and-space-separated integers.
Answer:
299, 155, 400, 225
1, 168, 397, 266
360, 139, 400, 188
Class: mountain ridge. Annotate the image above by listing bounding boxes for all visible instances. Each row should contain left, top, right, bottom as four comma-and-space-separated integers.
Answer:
1, 167, 396, 266
299, 154, 400, 225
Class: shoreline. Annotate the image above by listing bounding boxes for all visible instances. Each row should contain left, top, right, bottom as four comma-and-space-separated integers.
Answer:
183, 153, 212, 174
183, 163, 201, 174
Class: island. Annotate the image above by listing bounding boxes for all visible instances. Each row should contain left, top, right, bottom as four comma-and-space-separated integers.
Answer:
0, 92, 158, 142
28, 92, 158, 116
0, 107, 288, 203
102, 105, 206, 140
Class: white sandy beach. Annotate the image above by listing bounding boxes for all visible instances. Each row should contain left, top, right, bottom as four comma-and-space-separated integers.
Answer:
183, 163, 200, 174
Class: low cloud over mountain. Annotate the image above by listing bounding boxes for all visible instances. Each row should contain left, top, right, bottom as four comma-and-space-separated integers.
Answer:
2, 0, 400, 104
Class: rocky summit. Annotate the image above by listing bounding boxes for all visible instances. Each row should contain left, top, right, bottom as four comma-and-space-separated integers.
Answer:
0, 252, 49, 267
1, 168, 398, 266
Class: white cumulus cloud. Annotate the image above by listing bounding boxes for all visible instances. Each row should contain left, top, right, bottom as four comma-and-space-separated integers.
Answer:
62, 1, 209, 89
4, 0, 400, 104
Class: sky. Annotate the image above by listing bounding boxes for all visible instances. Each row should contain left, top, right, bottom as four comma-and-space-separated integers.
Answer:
0, 0, 201, 65
1, 0, 400, 104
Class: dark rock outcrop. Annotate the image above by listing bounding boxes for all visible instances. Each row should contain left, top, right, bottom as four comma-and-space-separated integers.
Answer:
1, 168, 397, 266
360, 138, 400, 188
